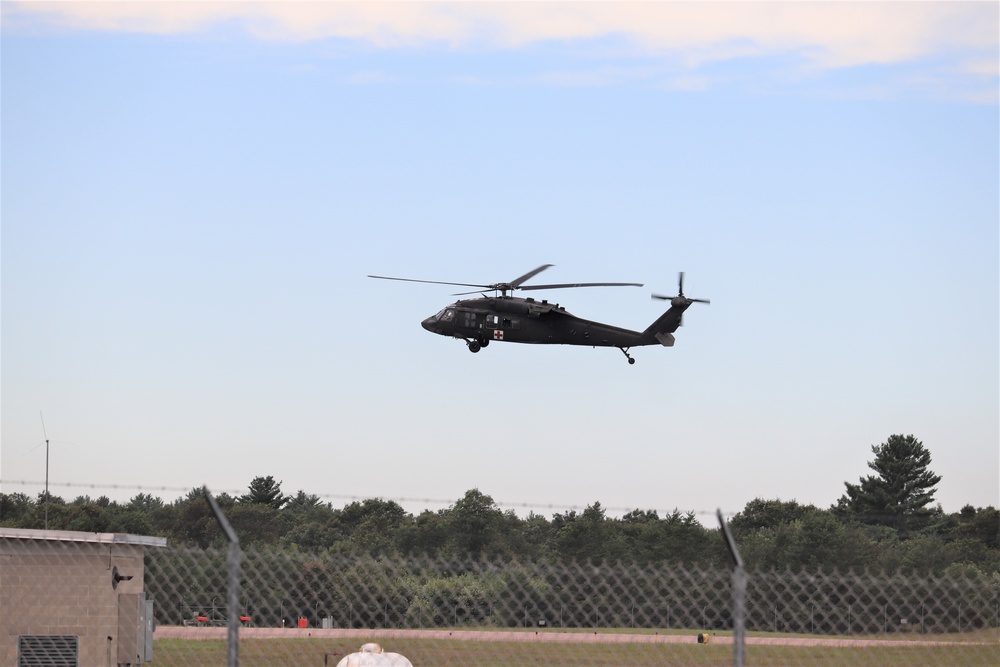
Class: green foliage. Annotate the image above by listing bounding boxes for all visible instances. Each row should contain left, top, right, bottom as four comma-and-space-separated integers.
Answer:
284, 490, 327, 515
340, 498, 407, 555
239, 475, 288, 509
739, 511, 877, 571
836, 434, 942, 536
445, 489, 515, 559
730, 498, 818, 539
3, 433, 996, 575
0, 492, 34, 524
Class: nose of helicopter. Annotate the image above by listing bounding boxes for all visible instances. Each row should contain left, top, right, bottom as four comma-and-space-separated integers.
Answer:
421, 316, 437, 333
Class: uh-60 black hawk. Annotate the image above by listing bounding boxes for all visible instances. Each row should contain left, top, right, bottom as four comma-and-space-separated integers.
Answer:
369, 265, 709, 364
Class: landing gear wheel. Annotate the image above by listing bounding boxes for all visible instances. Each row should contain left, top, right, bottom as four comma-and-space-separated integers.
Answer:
468, 341, 481, 353
619, 347, 635, 365
628, 357, 636, 365
479, 338, 489, 348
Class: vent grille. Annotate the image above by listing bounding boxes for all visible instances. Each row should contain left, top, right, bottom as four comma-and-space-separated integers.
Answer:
17, 635, 79, 667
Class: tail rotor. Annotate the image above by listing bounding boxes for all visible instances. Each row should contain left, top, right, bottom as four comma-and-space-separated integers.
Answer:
652, 272, 710, 307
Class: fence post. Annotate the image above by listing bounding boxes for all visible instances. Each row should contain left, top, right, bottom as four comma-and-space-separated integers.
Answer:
204, 486, 241, 667
717, 509, 745, 667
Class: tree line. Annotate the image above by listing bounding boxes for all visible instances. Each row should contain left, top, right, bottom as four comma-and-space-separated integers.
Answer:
2, 434, 997, 575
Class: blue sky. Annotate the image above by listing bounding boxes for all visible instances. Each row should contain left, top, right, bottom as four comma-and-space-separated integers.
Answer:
2, 2, 997, 522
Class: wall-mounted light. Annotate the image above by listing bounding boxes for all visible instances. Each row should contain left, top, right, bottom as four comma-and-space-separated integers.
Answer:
112, 565, 133, 590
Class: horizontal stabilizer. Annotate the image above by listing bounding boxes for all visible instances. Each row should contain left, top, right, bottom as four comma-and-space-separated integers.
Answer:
655, 332, 675, 347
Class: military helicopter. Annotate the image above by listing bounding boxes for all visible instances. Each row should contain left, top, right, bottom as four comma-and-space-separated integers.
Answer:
368, 265, 709, 364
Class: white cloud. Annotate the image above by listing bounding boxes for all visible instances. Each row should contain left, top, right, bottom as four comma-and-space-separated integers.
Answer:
5, 2, 995, 67
4, 1, 996, 100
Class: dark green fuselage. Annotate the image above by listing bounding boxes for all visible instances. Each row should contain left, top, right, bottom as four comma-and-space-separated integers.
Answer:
421, 295, 690, 349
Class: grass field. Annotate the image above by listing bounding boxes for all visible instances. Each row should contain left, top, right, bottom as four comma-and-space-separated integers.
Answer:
152, 628, 1000, 666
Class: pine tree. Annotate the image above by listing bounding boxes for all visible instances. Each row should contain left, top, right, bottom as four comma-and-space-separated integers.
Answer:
239, 475, 288, 509
835, 434, 942, 535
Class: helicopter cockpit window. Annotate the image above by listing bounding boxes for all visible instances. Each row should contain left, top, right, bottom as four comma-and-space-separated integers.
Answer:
437, 308, 455, 322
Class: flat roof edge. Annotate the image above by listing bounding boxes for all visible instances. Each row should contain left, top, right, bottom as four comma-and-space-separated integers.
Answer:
0, 527, 168, 547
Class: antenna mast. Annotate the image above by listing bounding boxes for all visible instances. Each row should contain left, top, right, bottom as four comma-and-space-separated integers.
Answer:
40, 412, 49, 530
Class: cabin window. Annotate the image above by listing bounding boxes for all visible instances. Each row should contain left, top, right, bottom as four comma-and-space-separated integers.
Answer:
487, 314, 518, 329
462, 311, 478, 328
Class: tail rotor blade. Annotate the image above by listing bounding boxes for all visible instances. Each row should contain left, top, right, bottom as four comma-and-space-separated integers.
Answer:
651, 272, 709, 305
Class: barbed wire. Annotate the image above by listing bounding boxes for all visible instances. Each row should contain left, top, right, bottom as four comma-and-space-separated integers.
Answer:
0, 478, 731, 519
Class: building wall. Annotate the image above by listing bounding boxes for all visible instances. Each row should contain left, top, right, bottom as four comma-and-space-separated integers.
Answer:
0, 537, 147, 667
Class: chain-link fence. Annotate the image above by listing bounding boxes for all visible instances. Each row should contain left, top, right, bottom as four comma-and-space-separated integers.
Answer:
148, 547, 998, 625
2, 496, 998, 667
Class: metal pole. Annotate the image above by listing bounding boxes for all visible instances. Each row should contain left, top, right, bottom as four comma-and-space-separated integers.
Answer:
204, 487, 241, 667
717, 509, 745, 667
40, 413, 49, 530
44, 438, 50, 530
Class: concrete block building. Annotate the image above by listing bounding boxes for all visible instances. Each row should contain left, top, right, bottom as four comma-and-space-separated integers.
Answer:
0, 527, 167, 667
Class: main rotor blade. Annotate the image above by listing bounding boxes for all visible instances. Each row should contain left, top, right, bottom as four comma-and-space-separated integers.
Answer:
370, 267, 642, 296
510, 264, 554, 288
368, 275, 492, 289
520, 282, 644, 291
